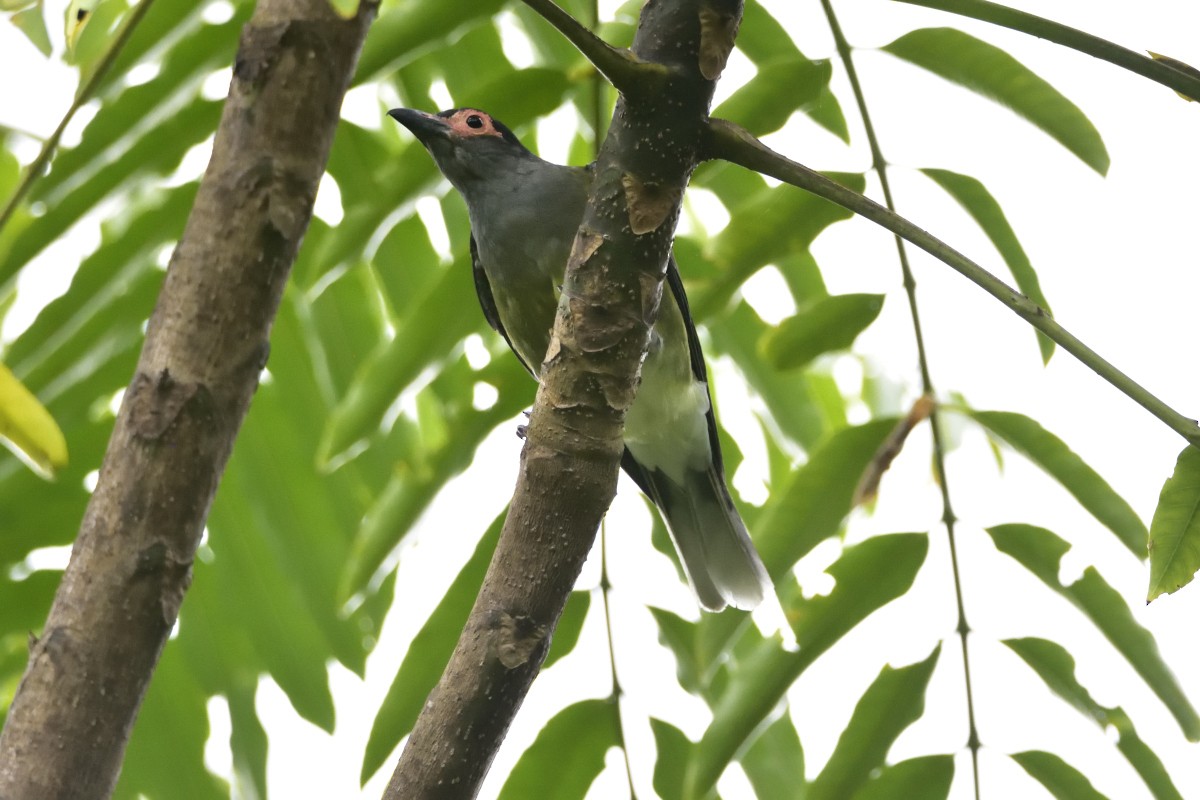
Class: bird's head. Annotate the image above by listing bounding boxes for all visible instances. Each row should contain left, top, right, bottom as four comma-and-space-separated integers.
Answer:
388, 107, 535, 191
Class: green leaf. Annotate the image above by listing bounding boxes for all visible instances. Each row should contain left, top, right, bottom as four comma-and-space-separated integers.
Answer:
498, 699, 618, 799
0, 147, 19, 204
1147, 445, 1200, 599
882, 28, 1109, 174
850, 755, 955, 800
11, 3, 52, 56
737, 0, 801, 65
66, 0, 128, 83
65, 0, 103, 54
1112, 709, 1185, 800
755, 419, 897, 575
741, 714, 806, 800
32, 14, 239, 206
686, 533, 929, 798
919, 168, 1053, 362
692, 173, 866, 318
0, 570, 59, 636
211, 296, 380, 678
988, 524, 1200, 740
651, 718, 692, 800
1011, 751, 1109, 800
340, 355, 529, 597
309, 261, 390, 398
543, 591, 590, 669
354, 0, 507, 83
715, 56, 843, 140
761, 293, 884, 370
0, 362, 67, 477
1002, 637, 1107, 724
6, 184, 189, 385
708, 300, 845, 450
362, 512, 503, 784
115, 645, 227, 800
205, 463, 338, 732
968, 410, 1147, 557
5, 98, 222, 283
319, 257, 482, 465
227, 683, 269, 800
808, 647, 942, 800
889, 1, 1200, 104
649, 606, 704, 694
1003, 637, 1185, 800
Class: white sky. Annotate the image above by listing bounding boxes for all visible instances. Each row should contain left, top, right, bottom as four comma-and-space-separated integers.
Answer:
1, 1, 1199, 799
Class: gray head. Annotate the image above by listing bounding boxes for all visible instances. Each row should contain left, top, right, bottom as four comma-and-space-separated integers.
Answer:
388, 107, 537, 193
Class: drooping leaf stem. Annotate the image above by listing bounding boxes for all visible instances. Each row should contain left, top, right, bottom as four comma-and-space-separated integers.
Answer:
703, 119, 1200, 450
519, 0, 662, 96
818, 1, 980, 796
0, 0, 158, 242
894, 0, 1200, 102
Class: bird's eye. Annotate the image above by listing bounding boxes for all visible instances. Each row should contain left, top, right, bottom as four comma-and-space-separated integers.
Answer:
465, 114, 484, 129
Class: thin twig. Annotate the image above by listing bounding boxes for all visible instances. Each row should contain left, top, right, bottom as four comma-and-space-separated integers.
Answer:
600, 521, 638, 799
819, 1, 981, 796
519, 0, 661, 95
894, 0, 1200, 102
703, 118, 1200, 450
0, 0, 158, 241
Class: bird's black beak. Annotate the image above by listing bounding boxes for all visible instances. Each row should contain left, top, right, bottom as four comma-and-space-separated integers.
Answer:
387, 108, 450, 145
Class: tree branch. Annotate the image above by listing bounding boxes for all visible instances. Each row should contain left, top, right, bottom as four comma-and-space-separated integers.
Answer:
384, 1, 737, 797
704, 117, 1200, 449
0, 2, 378, 796
894, 0, 1200, 102
519, 0, 665, 96
817, 1, 980, 795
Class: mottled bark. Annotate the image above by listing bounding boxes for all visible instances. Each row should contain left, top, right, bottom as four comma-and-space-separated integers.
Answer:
0, 2, 377, 797
384, 1, 744, 797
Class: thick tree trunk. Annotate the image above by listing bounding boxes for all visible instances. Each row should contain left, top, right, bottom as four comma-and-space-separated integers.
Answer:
0, 2, 377, 796
383, 1, 742, 797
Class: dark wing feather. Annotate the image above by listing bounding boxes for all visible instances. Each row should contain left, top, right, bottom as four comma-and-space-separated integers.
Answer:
663, 252, 727, 478
470, 235, 534, 376
622, 252, 727, 496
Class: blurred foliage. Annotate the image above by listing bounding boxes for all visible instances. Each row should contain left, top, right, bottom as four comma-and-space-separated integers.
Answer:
0, 0, 1195, 798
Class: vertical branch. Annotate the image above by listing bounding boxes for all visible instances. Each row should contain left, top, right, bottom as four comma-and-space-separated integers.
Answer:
587, 3, 635, 795
0, 2, 378, 796
384, 1, 735, 797
817, 1, 982, 796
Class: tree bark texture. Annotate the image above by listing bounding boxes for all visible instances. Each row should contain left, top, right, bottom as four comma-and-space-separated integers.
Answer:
0, 2, 377, 797
384, 1, 743, 797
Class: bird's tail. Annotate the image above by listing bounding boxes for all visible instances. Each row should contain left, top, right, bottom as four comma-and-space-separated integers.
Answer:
652, 468, 770, 612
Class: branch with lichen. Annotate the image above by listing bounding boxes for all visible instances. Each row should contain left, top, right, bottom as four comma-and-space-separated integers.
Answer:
704, 116, 1200, 449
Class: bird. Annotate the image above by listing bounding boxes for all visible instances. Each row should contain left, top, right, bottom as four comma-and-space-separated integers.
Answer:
389, 107, 770, 611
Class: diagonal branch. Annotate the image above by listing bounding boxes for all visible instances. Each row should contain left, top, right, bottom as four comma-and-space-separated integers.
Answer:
385, 1, 734, 797
0, 2, 378, 795
704, 117, 1200, 449
893, 0, 1200, 102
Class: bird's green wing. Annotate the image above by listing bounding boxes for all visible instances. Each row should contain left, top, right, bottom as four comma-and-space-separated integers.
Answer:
470, 235, 534, 376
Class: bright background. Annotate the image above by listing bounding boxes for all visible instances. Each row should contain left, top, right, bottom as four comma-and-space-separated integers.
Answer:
1, 0, 1198, 798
